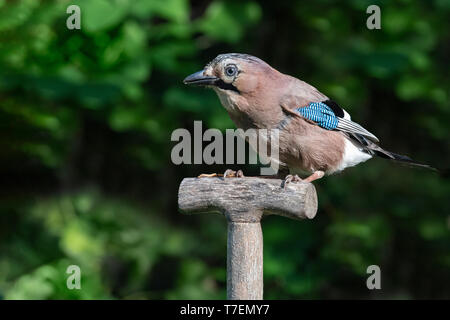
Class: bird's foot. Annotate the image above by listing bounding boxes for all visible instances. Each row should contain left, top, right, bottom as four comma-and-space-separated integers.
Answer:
303, 170, 325, 183
197, 173, 221, 178
198, 169, 244, 179
282, 174, 302, 189
223, 169, 244, 178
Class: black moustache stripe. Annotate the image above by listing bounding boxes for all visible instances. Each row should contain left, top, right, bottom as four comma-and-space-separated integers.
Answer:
215, 80, 240, 93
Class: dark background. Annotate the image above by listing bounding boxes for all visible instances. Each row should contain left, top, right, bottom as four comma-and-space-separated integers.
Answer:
0, 0, 449, 299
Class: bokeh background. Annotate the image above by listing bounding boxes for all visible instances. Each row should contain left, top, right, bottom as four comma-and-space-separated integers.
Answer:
0, 0, 449, 299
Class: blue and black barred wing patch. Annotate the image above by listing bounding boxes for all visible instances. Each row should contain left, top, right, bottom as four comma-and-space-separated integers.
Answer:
295, 102, 379, 142
295, 102, 339, 130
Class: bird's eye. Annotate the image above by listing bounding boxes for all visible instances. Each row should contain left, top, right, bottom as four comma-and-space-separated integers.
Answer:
225, 65, 237, 77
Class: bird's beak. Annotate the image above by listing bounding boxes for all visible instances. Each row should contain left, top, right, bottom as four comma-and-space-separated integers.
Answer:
183, 70, 218, 86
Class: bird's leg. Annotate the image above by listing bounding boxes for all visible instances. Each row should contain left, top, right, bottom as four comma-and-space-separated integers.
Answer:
282, 170, 325, 188
303, 170, 325, 183
282, 174, 302, 188
198, 169, 244, 178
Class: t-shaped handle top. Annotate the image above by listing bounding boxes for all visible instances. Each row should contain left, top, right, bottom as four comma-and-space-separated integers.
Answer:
178, 177, 318, 222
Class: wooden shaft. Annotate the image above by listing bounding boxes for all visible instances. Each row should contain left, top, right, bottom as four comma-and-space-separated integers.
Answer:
227, 221, 263, 300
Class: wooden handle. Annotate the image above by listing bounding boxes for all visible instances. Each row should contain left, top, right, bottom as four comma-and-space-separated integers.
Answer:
178, 176, 319, 300
178, 177, 318, 222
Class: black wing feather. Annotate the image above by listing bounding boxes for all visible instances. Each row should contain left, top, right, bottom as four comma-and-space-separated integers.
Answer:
323, 100, 345, 118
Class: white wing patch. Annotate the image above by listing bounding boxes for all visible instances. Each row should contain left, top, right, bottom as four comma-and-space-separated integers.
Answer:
342, 109, 351, 120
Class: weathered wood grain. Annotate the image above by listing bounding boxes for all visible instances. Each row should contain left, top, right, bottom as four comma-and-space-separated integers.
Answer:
178, 177, 318, 221
227, 222, 263, 300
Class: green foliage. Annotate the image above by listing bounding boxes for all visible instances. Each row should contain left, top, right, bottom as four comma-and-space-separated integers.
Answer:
0, 0, 449, 299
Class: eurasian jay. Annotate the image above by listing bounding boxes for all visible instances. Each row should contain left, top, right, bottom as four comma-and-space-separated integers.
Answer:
184, 53, 435, 185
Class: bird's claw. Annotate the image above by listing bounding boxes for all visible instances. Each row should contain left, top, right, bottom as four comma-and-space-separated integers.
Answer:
223, 169, 244, 179
198, 169, 244, 179
282, 174, 302, 189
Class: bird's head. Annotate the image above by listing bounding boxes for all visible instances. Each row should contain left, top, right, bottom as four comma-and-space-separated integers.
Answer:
183, 53, 277, 109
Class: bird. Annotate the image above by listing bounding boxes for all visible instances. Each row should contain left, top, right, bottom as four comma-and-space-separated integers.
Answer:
183, 53, 436, 185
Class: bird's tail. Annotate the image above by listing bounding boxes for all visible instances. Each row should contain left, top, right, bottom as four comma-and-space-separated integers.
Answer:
373, 147, 438, 172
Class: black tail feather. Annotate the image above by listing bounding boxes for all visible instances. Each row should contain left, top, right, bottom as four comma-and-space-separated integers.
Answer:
374, 149, 438, 172
347, 133, 441, 175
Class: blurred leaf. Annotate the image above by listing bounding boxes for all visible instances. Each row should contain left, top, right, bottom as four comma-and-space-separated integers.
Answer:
197, 1, 261, 43
78, 0, 128, 32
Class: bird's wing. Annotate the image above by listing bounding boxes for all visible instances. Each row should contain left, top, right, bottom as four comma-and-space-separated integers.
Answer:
281, 98, 379, 143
